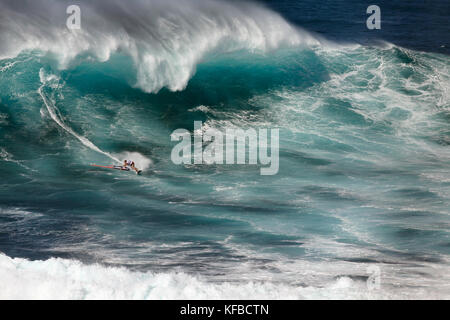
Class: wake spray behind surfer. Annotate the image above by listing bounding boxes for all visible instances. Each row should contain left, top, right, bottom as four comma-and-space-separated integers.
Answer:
123, 159, 141, 174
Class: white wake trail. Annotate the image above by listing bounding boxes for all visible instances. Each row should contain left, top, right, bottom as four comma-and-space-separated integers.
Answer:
38, 70, 120, 163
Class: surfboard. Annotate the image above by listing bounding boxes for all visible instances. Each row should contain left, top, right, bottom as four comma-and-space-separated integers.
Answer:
90, 164, 131, 172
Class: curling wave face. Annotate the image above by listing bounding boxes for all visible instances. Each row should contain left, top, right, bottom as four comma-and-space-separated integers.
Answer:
0, 0, 449, 300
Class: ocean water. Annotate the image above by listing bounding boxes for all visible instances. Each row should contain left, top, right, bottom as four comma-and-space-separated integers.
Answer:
0, 0, 449, 299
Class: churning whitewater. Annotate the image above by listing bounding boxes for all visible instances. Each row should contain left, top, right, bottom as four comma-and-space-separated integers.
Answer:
0, 0, 449, 299
0, 0, 320, 92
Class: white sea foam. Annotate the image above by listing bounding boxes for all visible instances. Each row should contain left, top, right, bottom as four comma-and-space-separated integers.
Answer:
0, 253, 422, 300
0, 147, 33, 171
0, 208, 43, 221
0, 60, 20, 73
113, 151, 153, 171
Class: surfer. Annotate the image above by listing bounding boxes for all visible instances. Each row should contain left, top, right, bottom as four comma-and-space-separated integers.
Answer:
123, 159, 141, 174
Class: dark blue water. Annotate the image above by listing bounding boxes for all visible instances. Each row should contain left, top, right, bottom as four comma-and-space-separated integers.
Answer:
0, 0, 449, 299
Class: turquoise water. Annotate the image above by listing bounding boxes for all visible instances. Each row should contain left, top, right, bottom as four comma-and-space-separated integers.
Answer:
0, 0, 449, 299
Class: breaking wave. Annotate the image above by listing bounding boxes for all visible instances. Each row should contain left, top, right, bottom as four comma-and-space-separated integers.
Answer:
0, 0, 320, 93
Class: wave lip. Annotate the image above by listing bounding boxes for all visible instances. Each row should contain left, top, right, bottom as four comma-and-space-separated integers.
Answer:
0, 0, 320, 93
2, 253, 446, 300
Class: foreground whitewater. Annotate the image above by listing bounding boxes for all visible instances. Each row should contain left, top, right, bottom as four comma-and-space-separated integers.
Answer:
0, 0, 449, 299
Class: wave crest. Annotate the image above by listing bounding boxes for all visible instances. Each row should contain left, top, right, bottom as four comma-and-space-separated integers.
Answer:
0, 253, 397, 300
0, 0, 320, 93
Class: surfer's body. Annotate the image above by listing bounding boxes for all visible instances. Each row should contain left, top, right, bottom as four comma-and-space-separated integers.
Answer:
123, 160, 141, 174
